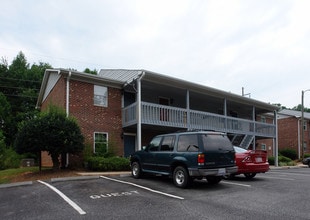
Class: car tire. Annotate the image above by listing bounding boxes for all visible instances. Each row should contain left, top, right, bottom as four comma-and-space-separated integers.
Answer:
131, 162, 142, 179
244, 173, 256, 179
206, 176, 222, 184
173, 166, 190, 188
308, 162, 310, 168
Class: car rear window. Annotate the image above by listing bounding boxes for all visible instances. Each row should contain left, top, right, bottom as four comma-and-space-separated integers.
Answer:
201, 134, 233, 151
177, 134, 199, 152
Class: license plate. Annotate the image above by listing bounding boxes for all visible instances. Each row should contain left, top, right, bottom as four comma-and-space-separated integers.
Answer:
255, 157, 262, 162
218, 168, 226, 175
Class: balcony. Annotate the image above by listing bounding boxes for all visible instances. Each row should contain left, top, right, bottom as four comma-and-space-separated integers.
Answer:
122, 101, 276, 138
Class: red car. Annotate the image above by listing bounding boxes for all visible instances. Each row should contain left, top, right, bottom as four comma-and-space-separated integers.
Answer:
230, 146, 269, 179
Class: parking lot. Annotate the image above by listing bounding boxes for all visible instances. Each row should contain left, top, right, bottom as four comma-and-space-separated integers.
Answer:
0, 168, 309, 220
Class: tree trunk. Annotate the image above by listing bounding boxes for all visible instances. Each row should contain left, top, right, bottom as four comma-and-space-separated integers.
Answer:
51, 153, 60, 170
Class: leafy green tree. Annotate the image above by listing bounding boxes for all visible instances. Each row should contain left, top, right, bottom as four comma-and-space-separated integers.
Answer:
15, 106, 84, 170
84, 68, 98, 75
0, 52, 52, 146
0, 92, 13, 146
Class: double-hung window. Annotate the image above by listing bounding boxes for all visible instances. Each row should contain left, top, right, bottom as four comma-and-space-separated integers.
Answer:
94, 85, 108, 107
94, 132, 108, 155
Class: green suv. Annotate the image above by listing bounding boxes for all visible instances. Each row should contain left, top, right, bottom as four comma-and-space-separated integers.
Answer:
130, 131, 237, 188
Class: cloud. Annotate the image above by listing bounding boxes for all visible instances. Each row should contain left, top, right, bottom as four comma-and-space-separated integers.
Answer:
1, 0, 310, 108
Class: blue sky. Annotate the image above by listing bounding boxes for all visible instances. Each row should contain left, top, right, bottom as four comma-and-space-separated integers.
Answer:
1, 0, 310, 108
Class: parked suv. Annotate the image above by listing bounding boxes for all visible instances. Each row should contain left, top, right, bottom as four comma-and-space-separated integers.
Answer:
130, 131, 237, 188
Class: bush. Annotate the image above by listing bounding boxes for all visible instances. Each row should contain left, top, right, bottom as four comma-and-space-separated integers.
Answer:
304, 153, 310, 158
268, 156, 275, 165
278, 155, 292, 163
0, 147, 21, 170
279, 148, 297, 160
87, 156, 130, 171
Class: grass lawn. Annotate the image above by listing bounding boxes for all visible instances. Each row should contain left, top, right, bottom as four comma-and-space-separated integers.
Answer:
0, 167, 80, 184
0, 167, 42, 184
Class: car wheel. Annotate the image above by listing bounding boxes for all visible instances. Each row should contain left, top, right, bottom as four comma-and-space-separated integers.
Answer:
308, 162, 310, 168
131, 162, 142, 179
244, 173, 256, 179
206, 176, 222, 184
173, 166, 190, 188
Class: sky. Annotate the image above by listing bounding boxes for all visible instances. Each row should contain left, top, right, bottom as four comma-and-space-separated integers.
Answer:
1, 0, 310, 109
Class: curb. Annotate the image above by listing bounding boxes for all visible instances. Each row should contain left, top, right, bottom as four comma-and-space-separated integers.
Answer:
51, 175, 100, 183
270, 165, 308, 169
51, 171, 131, 182
0, 181, 33, 189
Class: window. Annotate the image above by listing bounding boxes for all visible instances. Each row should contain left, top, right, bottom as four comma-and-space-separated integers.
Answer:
303, 120, 307, 131
94, 85, 108, 107
261, 144, 266, 150
177, 134, 199, 152
148, 137, 161, 152
261, 116, 266, 123
160, 136, 175, 151
94, 132, 108, 155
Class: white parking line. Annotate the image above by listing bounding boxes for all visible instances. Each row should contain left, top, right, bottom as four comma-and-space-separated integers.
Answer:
100, 176, 184, 200
259, 176, 294, 181
221, 181, 251, 187
37, 180, 86, 215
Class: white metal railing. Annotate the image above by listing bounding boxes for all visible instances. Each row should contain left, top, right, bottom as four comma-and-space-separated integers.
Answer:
122, 101, 276, 137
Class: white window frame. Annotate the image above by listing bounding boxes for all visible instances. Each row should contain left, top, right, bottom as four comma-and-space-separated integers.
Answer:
261, 116, 266, 123
303, 120, 307, 131
261, 143, 266, 150
94, 132, 108, 154
94, 85, 108, 107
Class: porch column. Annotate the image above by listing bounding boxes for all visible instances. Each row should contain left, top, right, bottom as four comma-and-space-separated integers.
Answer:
252, 106, 256, 150
136, 72, 145, 150
186, 90, 190, 129
224, 98, 227, 131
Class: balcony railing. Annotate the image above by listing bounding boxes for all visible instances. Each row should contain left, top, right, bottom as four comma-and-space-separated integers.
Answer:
122, 101, 276, 138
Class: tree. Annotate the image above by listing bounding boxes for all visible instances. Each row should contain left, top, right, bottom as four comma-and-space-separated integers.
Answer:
0, 92, 13, 146
84, 68, 98, 75
0, 52, 52, 146
15, 106, 84, 170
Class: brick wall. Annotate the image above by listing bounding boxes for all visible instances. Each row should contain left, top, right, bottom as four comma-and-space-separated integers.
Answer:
69, 80, 123, 156
40, 75, 123, 167
278, 117, 299, 151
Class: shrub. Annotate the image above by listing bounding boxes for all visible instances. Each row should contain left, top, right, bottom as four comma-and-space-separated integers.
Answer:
279, 148, 297, 160
0, 147, 21, 170
278, 155, 292, 163
304, 153, 310, 158
87, 156, 130, 171
268, 156, 275, 165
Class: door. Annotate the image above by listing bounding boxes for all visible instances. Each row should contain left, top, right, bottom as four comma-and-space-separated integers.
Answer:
124, 135, 136, 157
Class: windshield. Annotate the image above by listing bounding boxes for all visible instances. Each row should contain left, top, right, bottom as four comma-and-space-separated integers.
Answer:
201, 134, 233, 151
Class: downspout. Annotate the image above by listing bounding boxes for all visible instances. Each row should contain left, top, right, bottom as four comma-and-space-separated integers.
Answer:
274, 110, 278, 167
65, 71, 71, 167
297, 117, 301, 159
66, 71, 71, 117
137, 71, 145, 150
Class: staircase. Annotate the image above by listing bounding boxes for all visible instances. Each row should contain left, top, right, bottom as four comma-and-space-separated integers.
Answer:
239, 135, 254, 149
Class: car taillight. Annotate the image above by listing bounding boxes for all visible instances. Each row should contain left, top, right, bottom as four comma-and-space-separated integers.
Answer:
242, 156, 252, 163
198, 154, 205, 165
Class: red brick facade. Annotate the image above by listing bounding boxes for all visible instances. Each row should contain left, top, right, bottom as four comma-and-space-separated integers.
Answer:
41, 75, 123, 167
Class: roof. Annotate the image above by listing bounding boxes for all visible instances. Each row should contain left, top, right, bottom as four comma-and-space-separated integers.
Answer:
278, 109, 310, 120
99, 69, 279, 112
